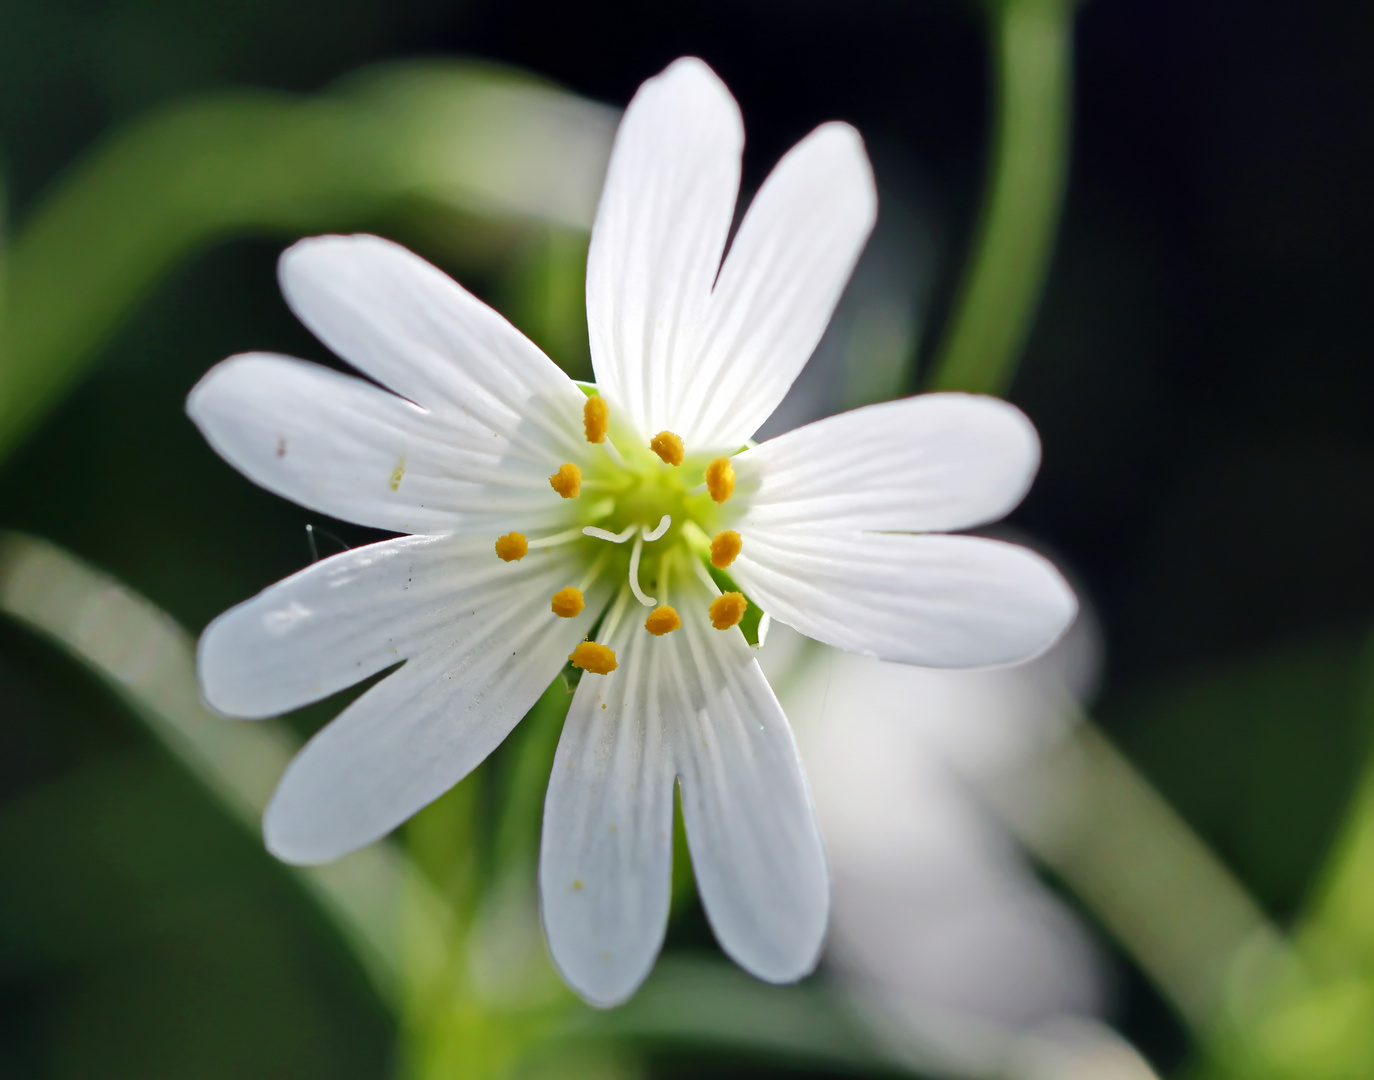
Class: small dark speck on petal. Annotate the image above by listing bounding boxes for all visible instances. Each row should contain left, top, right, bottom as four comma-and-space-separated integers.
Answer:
276, 438, 287, 458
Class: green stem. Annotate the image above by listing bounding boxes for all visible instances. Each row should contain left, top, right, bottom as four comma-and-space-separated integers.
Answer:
925, 0, 1076, 396
1194, 639, 1374, 1079
1299, 639, 1374, 961
993, 720, 1290, 1031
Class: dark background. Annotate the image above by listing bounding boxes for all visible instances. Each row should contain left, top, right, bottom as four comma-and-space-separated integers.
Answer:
2, 0, 1372, 1075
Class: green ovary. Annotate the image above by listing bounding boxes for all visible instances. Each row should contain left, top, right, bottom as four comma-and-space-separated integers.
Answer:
520, 399, 750, 649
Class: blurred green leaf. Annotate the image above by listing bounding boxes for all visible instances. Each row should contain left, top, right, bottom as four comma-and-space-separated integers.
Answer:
0, 530, 448, 1009
0, 752, 390, 1080
0, 59, 616, 461
577, 956, 898, 1075
996, 718, 1289, 1034
1193, 635, 1374, 1079
1106, 635, 1373, 916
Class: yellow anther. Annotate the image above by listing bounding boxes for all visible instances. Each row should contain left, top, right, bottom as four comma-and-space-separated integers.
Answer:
584, 396, 609, 443
705, 457, 735, 503
649, 430, 684, 466
644, 605, 681, 636
549, 462, 582, 498
569, 641, 617, 674
710, 530, 742, 569
709, 592, 748, 630
551, 587, 585, 618
494, 532, 528, 562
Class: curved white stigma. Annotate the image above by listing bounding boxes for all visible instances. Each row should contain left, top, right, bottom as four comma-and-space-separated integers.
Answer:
584, 523, 638, 544
525, 526, 586, 549
627, 533, 656, 607
642, 515, 671, 542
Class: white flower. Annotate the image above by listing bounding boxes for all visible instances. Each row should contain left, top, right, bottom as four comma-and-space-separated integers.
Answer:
764, 617, 1109, 1075
186, 57, 1077, 1007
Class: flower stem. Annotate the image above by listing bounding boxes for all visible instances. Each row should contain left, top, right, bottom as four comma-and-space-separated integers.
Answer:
992, 719, 1291, 1031
925, 0, 1077, 396
1193, 639, 1374, 1079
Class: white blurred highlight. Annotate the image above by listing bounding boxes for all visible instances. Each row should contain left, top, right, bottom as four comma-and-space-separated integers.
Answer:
761, 603, 1158, 1079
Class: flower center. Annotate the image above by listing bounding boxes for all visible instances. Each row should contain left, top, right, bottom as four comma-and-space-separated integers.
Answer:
493, 394, 755, 671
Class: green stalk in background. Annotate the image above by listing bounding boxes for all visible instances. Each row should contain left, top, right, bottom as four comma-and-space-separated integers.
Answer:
918, 0, 1307, 1048
926, 0, 1077, 395
1194, 640, 1374, 1080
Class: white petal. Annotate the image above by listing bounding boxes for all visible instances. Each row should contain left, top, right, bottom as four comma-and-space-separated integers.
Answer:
669, 590, 829, 984
733, 394, 1041, 535
540, 625, 675, 1008
674, 122, 877, 449
539, 574, 828, 1002
278, 233, 587, 459
199, 533, 602, 719
188, 354, 573, 536
729, 532, 1077, 668
261, 540, 608, 864
585, 58, 742, 442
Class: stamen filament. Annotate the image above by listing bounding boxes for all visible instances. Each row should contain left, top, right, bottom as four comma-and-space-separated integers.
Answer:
658, 548, 673, 603
525, 527, 586, 549
601, 439, 628, 468
689, 554, 720, 594
578, 547, 612, 593
687, 482, 708, 496
627, 534, 656, 607
599, 585, 633, 645
584, 523, 638, 544
642, 515, 671, 542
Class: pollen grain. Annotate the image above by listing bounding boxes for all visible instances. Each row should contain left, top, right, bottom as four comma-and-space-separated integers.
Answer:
584, 396, 610, 443
649, 430, 685, 466
705, 457, 735, 503
644, 605, 681, 636
549, 462, 582, 498
709, 592, 748, 630
569, 641, 617, 674
710, 530, 742, 568
494, 532, 528, 561
551, 587, 585, 618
